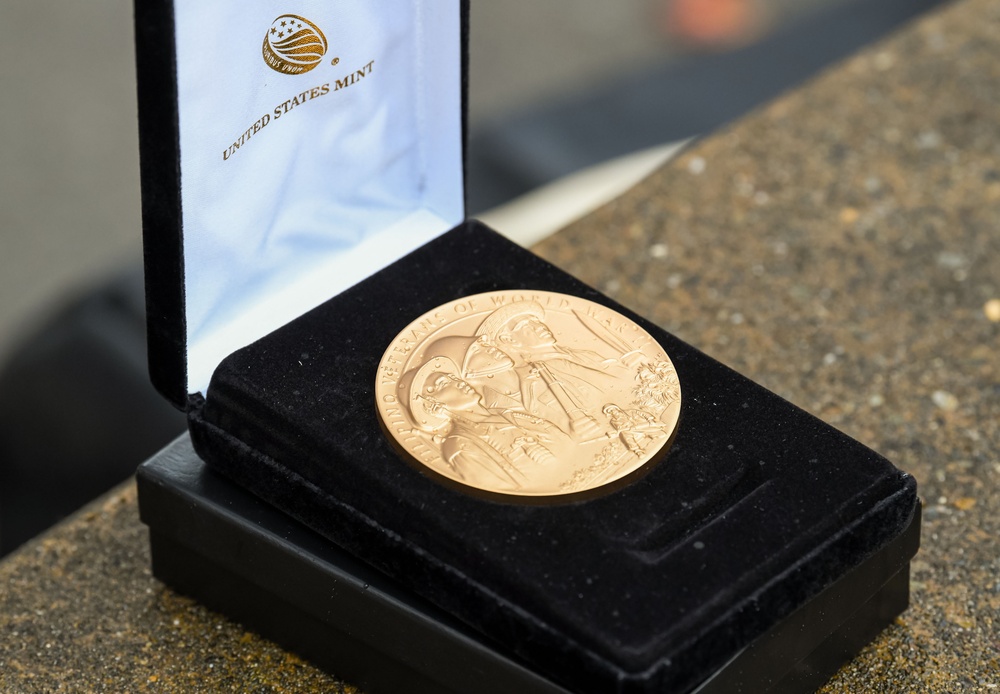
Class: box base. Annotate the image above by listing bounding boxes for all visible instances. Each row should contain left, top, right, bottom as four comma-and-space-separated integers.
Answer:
138, 436, 920, 694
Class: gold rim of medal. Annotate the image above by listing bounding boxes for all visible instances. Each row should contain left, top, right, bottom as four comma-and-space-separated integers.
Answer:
375, 291, 681, 500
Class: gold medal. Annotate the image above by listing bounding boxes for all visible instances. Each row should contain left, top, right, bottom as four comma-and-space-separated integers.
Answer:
375, 291, 680, 498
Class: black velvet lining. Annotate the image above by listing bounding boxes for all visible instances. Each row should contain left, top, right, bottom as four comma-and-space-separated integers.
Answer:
133, 0, 187, 408
189, 221, 917, 694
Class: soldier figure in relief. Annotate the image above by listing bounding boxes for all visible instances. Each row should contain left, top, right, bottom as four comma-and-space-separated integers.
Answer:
473, 301, 630, 440
602, 404, 661, 456
397, 355, 564, 492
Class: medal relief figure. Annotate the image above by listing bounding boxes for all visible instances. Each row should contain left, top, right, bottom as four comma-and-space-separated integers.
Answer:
377, 291, 681, 497
602, 404, 661, 455
473, 301, 631, 441
398, 355, 524, 492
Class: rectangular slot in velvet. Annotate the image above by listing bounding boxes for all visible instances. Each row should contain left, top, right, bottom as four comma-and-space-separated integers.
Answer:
188, 221, 918, 694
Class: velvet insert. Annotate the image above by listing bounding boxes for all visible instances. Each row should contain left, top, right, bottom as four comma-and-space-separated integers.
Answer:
189, 221, 917, 694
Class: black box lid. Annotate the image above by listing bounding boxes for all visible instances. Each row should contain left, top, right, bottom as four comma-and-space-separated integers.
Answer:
134, 0, 469, 408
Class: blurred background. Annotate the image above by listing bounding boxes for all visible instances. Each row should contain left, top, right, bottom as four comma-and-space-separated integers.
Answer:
0, 0, 947, 556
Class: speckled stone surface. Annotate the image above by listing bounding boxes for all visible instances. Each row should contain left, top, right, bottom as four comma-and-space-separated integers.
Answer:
2, 0, 998, 690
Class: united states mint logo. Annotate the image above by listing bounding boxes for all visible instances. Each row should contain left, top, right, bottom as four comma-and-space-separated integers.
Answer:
262, 15, 328, 75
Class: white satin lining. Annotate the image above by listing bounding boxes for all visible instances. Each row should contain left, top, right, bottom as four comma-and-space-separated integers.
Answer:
174, 0, 463, 394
